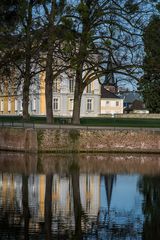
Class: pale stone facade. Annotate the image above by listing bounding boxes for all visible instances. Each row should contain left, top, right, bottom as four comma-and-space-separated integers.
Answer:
101, 98, 124, 115
0, 73, 124, 117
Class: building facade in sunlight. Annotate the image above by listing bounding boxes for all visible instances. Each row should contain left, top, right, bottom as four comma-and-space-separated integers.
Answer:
0, 73, 123, 116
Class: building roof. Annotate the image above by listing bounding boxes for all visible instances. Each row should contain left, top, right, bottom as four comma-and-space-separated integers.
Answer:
120, 91, 143, 103
130, 100, 146, 110
101, 86, 121, 99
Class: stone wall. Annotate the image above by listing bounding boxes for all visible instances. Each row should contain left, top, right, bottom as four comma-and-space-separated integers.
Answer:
0, 127, 159, 153
37, 128, 160, 153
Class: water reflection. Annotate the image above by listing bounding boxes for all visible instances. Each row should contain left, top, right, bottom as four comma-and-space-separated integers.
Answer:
0, 152, 160, 239
139, 175, 160, 240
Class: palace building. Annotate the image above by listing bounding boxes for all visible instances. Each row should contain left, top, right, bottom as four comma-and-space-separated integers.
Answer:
0, 72, 123, 117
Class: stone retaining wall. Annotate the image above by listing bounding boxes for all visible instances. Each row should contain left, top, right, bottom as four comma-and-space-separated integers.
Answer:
0, 127, 159, 153
37, 128, 160, 153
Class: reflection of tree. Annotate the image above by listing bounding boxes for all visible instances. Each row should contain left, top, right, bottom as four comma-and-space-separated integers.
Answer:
93, 174, 142, 239
70, 159, 82, 240
103, 174, 116, 212
139, 176, 160, 240
45, 174, 53, 240
22, 175, 30, 240
93, 208, 142, 239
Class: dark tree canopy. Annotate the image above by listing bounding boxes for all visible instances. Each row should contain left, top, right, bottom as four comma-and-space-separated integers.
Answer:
139, 16, 160, 113
0, 0, 19, 32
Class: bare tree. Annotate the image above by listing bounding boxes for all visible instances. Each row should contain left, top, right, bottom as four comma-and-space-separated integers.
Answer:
66, 0, 153, 124
40, 0, 71, 123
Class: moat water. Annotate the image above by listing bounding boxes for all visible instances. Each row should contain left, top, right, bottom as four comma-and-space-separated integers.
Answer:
0, 152, 160, 239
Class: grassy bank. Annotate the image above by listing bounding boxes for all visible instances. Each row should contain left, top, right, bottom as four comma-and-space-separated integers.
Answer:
0, 115, 159, 128
81, 117, 160, 128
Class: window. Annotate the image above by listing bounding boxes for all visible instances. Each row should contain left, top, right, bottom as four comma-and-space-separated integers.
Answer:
15, 98, 18, 111
53, 79, 58, 92
69, 79, 74, 92
116, 101, 119, 106
1, 99, 4, 112
20, 100, 23, 111
87, 99, 92, 111
32, 97, 36, 111
53, 98, 59, 110
86, 84, 92, 93
106, 101, 110, 105
1, 83, 4, 94
69, 98, 74, 111
8, 98, 11, 112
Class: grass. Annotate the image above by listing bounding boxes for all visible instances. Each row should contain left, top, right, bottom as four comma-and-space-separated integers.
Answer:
0, 115, 159, 128
81, 117, 160, 128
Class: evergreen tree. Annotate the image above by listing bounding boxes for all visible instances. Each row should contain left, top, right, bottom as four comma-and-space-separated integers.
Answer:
139, 16, 160, 113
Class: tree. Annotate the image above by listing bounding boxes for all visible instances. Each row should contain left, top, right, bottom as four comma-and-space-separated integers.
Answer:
41, 0, 71, 124
69, 0, 148, 124
0, 0, 19, 32
139, 175, 160, 240
139, 16, 160, 113
0, 0, 43, 120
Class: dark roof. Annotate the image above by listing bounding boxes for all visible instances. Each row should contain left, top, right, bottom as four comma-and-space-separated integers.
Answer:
130, 100, 146, 110
101, 86, 121, 99
120, 91, 143, 103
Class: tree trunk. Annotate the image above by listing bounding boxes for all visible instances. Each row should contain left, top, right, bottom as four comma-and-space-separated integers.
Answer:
45, 50, 54, 124
22, 2, 32, 121
45, 174, 53, 240
22, 70, 30, 121
72, 68, 84, 125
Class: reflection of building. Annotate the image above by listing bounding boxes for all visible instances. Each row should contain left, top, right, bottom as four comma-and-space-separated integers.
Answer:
80, 174, 100, 215
0, 173, 100, 232
0, 174, 22, 209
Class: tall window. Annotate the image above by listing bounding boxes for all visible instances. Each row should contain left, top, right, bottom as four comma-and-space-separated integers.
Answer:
87, 99, 92, 111
86, 83, 92, 93
1, 99, 4, 112
53, 98, 59, 110
20, 99, 23, 111
69, 98, 74, 111
32, 97, 36, 111
116, 101, 119, 106
15, 98, 18, 112
53, 79, 58, 92
8, 98, 11, 112
69, 79, 74, 92
1, 83, 4, 94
